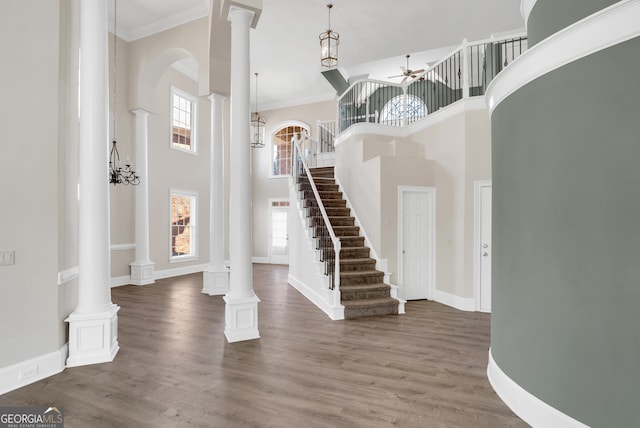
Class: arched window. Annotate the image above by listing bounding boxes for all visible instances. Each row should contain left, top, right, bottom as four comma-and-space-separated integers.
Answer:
380, 94, 427, 125
271, 122, 309, 177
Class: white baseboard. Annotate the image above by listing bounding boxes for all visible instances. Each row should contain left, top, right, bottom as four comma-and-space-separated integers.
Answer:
251, 257, 270, 264
0, 344, 68, 395
487, 349, 589, 428
111, 275, 131, 288
433, 289, 475, 312
288, 274, 344, 320
153, 263, 209, 280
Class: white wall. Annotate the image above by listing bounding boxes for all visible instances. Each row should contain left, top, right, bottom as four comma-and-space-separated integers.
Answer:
107, 19, 217, 278
0, 0, 64, 367
109, 33, 135, 279
146, 68, 211, 273
251, 100, 335, 261
335, 105, 491, 302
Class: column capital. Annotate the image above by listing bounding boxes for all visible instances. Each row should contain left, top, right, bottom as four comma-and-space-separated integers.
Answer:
130, 108, 153, 117
227, 2, 261, 28
207, 93, 228, 103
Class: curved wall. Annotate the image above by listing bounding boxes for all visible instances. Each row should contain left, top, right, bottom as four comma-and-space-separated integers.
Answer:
491, 4, 640, 425
527, 0, 618, 46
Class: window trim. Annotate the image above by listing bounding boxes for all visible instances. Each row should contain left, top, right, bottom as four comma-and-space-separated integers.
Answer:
170, 86, 198, 155
169, 189, 198, 263
270, 120, 310, 179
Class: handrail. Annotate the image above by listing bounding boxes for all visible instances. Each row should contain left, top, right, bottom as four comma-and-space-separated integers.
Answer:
292, 136, 341, 291
337, 78, 403, 104
467, 31, 528, 48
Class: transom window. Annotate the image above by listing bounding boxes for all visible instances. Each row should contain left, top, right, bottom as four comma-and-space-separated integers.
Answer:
170, 191, 197, 260
380, 94, 427, 125
272, 124, 309, 177
171, 87, 197, 153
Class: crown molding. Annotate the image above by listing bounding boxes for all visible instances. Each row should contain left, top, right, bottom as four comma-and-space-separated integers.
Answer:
110, 1, 210, 42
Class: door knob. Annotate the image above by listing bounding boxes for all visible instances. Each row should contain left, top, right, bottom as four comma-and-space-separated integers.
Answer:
483, 243, 488, 248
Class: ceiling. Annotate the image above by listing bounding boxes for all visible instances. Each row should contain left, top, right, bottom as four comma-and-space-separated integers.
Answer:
111, 0, 525, 110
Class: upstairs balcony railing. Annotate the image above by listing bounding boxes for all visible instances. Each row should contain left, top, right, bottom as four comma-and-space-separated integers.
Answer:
337, 34, 527, 133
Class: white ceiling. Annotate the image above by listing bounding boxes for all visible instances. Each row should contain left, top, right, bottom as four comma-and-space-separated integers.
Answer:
111, 0, 525, 110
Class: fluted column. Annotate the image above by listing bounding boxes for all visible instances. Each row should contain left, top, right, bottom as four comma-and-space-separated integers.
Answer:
130, 108, 155, 285
66, 0, 120, 367
224, 5, 260, 342
203, 93, 229, 295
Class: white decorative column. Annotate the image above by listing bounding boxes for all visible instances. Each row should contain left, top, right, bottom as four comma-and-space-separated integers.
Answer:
203, 93, 229, 295
129, 109, 155, 285
66, 0, 119, 367
224, 4, 260, 343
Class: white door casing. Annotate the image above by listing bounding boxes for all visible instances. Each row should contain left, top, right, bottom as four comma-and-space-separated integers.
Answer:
474, 181, 492, 312
269, 199, 289, 264
398, 187, 435, 301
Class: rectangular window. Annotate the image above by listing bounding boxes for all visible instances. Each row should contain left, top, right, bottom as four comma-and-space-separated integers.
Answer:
170, 190, 197, 261
171, 87, 197, 153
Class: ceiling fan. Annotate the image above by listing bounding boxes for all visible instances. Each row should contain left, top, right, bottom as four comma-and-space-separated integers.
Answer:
388, 54, 426, 84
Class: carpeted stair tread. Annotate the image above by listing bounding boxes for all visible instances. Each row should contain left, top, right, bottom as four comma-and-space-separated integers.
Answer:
320, 199, 347, 207
340, 257, 376, 265
342, 297, 399, 319
340, 269, 383, 277
340, 247, 371, 259
333, 225, 360, 236
328, 216, 355, 226
325, 207, 351, 216
309, 176, 335, 182
340, 282, 390, 292
340, 258, 377, 272
341, 296, 397, 307
340, 270, 385, 286
319, 191, 342, 198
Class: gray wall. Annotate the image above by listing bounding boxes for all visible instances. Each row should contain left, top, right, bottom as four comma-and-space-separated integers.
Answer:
527, 0, 619, 46
491, 33, 640, 427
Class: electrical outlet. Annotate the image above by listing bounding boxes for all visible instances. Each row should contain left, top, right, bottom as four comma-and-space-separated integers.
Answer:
0, 250, 15, 266
19, 366, 38, 381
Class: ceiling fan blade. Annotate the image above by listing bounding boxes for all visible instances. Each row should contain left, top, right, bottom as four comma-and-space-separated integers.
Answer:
412, 68, 425, 74
388, 74, 405, 79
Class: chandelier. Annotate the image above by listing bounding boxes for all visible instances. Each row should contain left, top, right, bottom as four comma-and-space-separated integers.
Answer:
108, 0, 139, 185
250, 72, 266, 148
109, 140, 140, 185
319, 3, 339, 68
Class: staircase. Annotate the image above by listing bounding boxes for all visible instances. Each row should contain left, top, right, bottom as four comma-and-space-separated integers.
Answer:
298, 166, 399, 319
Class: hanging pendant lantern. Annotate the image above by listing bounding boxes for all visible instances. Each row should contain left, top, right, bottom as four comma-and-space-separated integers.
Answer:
319, 3, 339, 68
251, 72, 266, 148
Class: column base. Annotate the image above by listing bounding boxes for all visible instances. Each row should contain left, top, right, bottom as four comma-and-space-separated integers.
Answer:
130, 261, 155, 286
223, 294, 260, 343
203, 268, 229, 295
65, 304, 120, 368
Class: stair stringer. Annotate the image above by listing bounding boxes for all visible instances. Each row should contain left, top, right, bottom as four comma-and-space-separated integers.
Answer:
287, 180, 345, 320
334, 176, 406, 314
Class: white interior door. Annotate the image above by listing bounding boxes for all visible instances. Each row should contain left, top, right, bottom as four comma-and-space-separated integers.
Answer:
476, 183, 492, 312
269, 200, 289, 264
400, 188, 434, 300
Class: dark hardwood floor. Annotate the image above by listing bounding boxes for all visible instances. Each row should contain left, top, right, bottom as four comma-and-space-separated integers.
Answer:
0, 264, 527, 427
